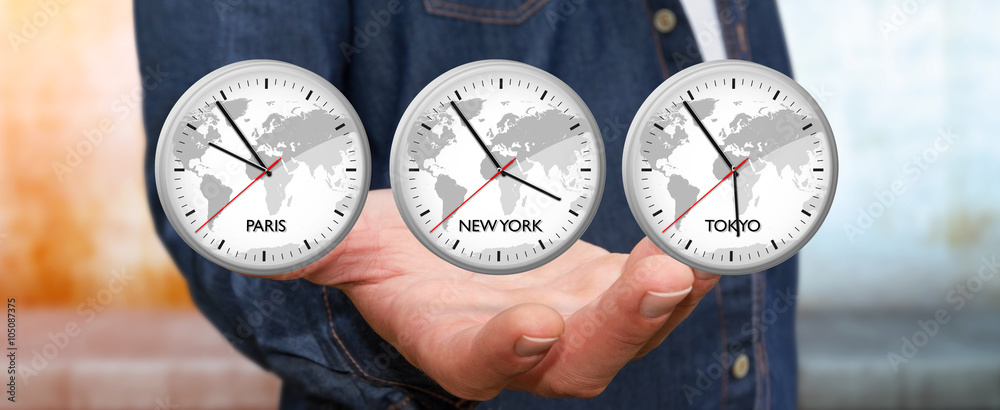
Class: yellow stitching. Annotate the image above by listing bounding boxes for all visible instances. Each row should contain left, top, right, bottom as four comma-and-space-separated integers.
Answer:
715, 285, 728, 410
757, 273, 771, 409
322, 287, 464, 407
427, 0, 542, 16
642, 0, 671, 80
423, 0, 549, 25
323, 286, 365, 373
386, 395, 412, 410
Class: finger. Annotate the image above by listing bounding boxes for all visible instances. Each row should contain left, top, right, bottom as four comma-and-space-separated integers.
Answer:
235, 219, 370, 282
422, 303, 564, 400
529, 254, 694, 398
624, 238, 722, 358
635, 268, 721, 358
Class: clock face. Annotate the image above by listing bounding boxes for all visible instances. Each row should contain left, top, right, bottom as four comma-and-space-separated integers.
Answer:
623, 60, 838, 275
390, 60, 605, 275
154, 60, 371, 275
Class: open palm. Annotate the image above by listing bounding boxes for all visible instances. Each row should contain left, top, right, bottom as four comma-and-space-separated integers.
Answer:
267, 190, 720, 400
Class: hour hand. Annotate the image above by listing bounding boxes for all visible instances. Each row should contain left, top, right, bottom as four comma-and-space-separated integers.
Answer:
732, 171, 740, 237
208, 142, 272, 176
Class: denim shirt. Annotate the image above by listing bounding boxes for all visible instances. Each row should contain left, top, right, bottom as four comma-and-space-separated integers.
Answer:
136, 1, 798, 408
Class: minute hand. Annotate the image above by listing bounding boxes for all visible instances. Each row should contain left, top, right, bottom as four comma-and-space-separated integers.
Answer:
682, 100, 737, 175
208, 142, 271, 176
450, 101, 501, 169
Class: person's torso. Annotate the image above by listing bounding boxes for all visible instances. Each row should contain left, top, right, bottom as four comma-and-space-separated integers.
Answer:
136, 1, 799, 408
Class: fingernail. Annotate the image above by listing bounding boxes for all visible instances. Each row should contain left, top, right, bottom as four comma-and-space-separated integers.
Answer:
514, 335, 559, 357
694, 269, 720, 281
640, 286, 692, 318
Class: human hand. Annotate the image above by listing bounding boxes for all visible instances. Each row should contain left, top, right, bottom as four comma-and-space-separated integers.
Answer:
263, 189, 720, 400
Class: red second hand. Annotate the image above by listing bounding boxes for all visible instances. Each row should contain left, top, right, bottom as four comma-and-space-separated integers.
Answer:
430, 158, 515, 233
663, 158, 749, 233
196, 158, 282, 233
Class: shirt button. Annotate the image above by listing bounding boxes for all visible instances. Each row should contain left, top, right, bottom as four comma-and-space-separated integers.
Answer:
653, 8, 677, 34
732, 353, 751, 379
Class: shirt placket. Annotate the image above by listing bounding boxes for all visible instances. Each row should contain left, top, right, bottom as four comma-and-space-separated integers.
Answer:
644, 0, 705, 79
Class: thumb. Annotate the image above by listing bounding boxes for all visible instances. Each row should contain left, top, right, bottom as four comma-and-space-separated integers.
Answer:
236, 226, 360, 282
241, 191, 392, 283
426, 303, 564, 400
624, 237, 667, 273
626, 237, 718, 283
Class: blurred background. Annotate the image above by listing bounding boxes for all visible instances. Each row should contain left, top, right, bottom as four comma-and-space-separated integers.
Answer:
0, 0, 996, 409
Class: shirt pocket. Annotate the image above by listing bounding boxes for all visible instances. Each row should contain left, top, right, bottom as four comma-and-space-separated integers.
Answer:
423, 0, 550, 25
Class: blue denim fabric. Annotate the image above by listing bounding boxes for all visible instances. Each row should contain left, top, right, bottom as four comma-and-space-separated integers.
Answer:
136, 1, 797, 408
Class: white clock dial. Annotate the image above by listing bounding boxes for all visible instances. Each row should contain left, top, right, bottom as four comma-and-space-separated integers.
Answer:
154, 60, 371, 275
623, 60, 838, 275
390, 60, 605, 275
